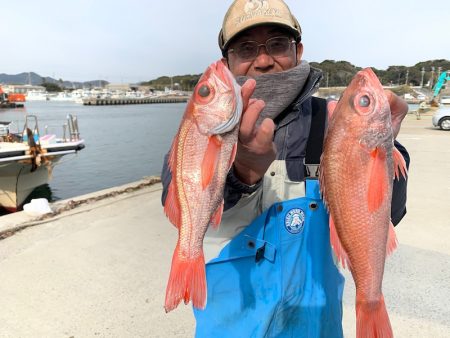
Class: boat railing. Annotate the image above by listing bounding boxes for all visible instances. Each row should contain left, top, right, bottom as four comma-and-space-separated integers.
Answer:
22, 115, 41, 145
64, 114, 80, 141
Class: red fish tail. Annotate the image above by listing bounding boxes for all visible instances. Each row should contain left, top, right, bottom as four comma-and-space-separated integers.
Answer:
164, 244, 207, 312
356, 294, 393, 338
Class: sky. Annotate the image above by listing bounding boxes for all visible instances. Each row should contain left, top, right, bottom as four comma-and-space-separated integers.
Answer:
1, 0, 449, 84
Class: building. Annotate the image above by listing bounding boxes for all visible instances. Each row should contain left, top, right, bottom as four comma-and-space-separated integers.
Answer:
1, 84, 46, 94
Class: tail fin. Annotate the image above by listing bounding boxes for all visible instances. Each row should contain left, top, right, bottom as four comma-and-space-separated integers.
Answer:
164, 244, 207, 312
356, 294, 393, 338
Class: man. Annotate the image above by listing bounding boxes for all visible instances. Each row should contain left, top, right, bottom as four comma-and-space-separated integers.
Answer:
161, 0, 409, 336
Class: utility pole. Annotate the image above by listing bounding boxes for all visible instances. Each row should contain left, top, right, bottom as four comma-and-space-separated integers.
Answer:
420, 67, 425, 87
405, 70, 409, 86
430, 67, 435, 89
326, 72, 329, 87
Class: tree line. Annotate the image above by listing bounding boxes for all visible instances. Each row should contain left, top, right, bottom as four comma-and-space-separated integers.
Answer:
141, 59, 450, 90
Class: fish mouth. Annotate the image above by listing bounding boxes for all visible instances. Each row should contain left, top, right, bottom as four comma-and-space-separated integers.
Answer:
357, 67, 383, 90
209, 61, 243, 135
213, 60, 234, 88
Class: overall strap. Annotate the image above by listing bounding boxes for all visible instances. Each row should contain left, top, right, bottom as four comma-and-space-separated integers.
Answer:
304, 96, 327, 178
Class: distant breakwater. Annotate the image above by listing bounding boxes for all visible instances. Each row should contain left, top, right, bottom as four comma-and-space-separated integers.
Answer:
82, 95, 189, 106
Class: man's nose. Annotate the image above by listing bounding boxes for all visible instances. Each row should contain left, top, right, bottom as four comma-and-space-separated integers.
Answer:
253, 45, 274, 68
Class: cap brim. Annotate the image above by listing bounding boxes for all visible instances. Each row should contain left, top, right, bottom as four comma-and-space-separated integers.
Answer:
222, 22, 300, 51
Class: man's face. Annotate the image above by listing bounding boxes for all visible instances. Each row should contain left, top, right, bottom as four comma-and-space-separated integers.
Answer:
224, 25, 303, 77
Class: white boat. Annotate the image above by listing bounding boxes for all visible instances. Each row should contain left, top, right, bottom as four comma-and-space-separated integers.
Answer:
49, 91, 74, 102
26, 90, 49, 101
0, 115, 85, 211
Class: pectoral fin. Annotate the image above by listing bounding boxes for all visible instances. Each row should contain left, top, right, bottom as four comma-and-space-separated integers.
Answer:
202, 135, 222, 189
367, 147, 388, 212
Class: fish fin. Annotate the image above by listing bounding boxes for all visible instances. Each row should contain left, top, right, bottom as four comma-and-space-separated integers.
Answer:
164, 244, 207, 312
356, 294, 393, 338
386, 221, 398, 256
329, 216, 351, 270
201, 135, 222, 190
367, 147, 388, 212
327, 100, 338, 119
168, 134, 178, 172
228, 143, 238, 171
393, 147, 408, 180
318, 160, 328, 205
209, 201, 224, 230
164, 181, 180, 228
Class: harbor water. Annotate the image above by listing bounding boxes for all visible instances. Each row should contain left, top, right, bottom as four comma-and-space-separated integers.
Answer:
0, 101, 185, 202
0, 101, 419, 205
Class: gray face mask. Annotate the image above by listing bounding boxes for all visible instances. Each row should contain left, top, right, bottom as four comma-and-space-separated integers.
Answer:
235, 61, 311, 125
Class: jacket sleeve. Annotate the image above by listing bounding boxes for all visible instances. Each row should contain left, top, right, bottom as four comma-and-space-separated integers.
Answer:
391, 140, 410, 226
223, 167, 262, 211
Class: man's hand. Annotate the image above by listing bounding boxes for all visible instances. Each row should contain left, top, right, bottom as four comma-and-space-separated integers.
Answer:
385, 90, 409, 139
233, 79, 277, 185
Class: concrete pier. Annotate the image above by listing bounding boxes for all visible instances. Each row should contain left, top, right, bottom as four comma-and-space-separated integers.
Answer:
0, 102, 24, 109
82, 95, 189, 106
0, 113, 449, 337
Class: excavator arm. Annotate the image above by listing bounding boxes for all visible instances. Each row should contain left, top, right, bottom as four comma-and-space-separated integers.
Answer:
433, 71, 450, 97
429, 71, 450, 106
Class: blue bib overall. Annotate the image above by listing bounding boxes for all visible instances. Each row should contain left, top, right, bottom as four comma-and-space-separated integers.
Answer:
194, 179, 345, 338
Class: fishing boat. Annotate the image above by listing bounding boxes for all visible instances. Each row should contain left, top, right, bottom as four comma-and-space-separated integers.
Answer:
0, 114, 85, 211
26, 89, 49, 101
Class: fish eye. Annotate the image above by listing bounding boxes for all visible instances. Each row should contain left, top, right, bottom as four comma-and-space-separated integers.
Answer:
359, 95, 370, 107
198, 85, 210, 98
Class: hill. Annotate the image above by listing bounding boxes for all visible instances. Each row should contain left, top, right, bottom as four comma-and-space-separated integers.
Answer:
2, 59, 449, 91
0, 72, 108, 89
142, 59, 450, 90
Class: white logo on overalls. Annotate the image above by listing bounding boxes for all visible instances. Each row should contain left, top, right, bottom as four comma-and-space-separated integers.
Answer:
284, 208, 305, 234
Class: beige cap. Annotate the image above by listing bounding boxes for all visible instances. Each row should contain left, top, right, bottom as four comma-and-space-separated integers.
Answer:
218, 0, 302, 52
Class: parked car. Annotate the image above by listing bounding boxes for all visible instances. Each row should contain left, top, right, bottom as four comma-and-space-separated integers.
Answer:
432, 106, 450, 130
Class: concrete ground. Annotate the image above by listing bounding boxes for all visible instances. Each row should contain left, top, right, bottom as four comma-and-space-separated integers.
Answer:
0, 112, 449, 338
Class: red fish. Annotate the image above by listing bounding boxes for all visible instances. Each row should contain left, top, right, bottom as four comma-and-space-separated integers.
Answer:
164, 60, 242, 312
319, 68, 407, 337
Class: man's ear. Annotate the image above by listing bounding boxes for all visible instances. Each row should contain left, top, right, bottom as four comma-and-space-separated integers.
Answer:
221, 57, 229, 68
296, 43, 304, 64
